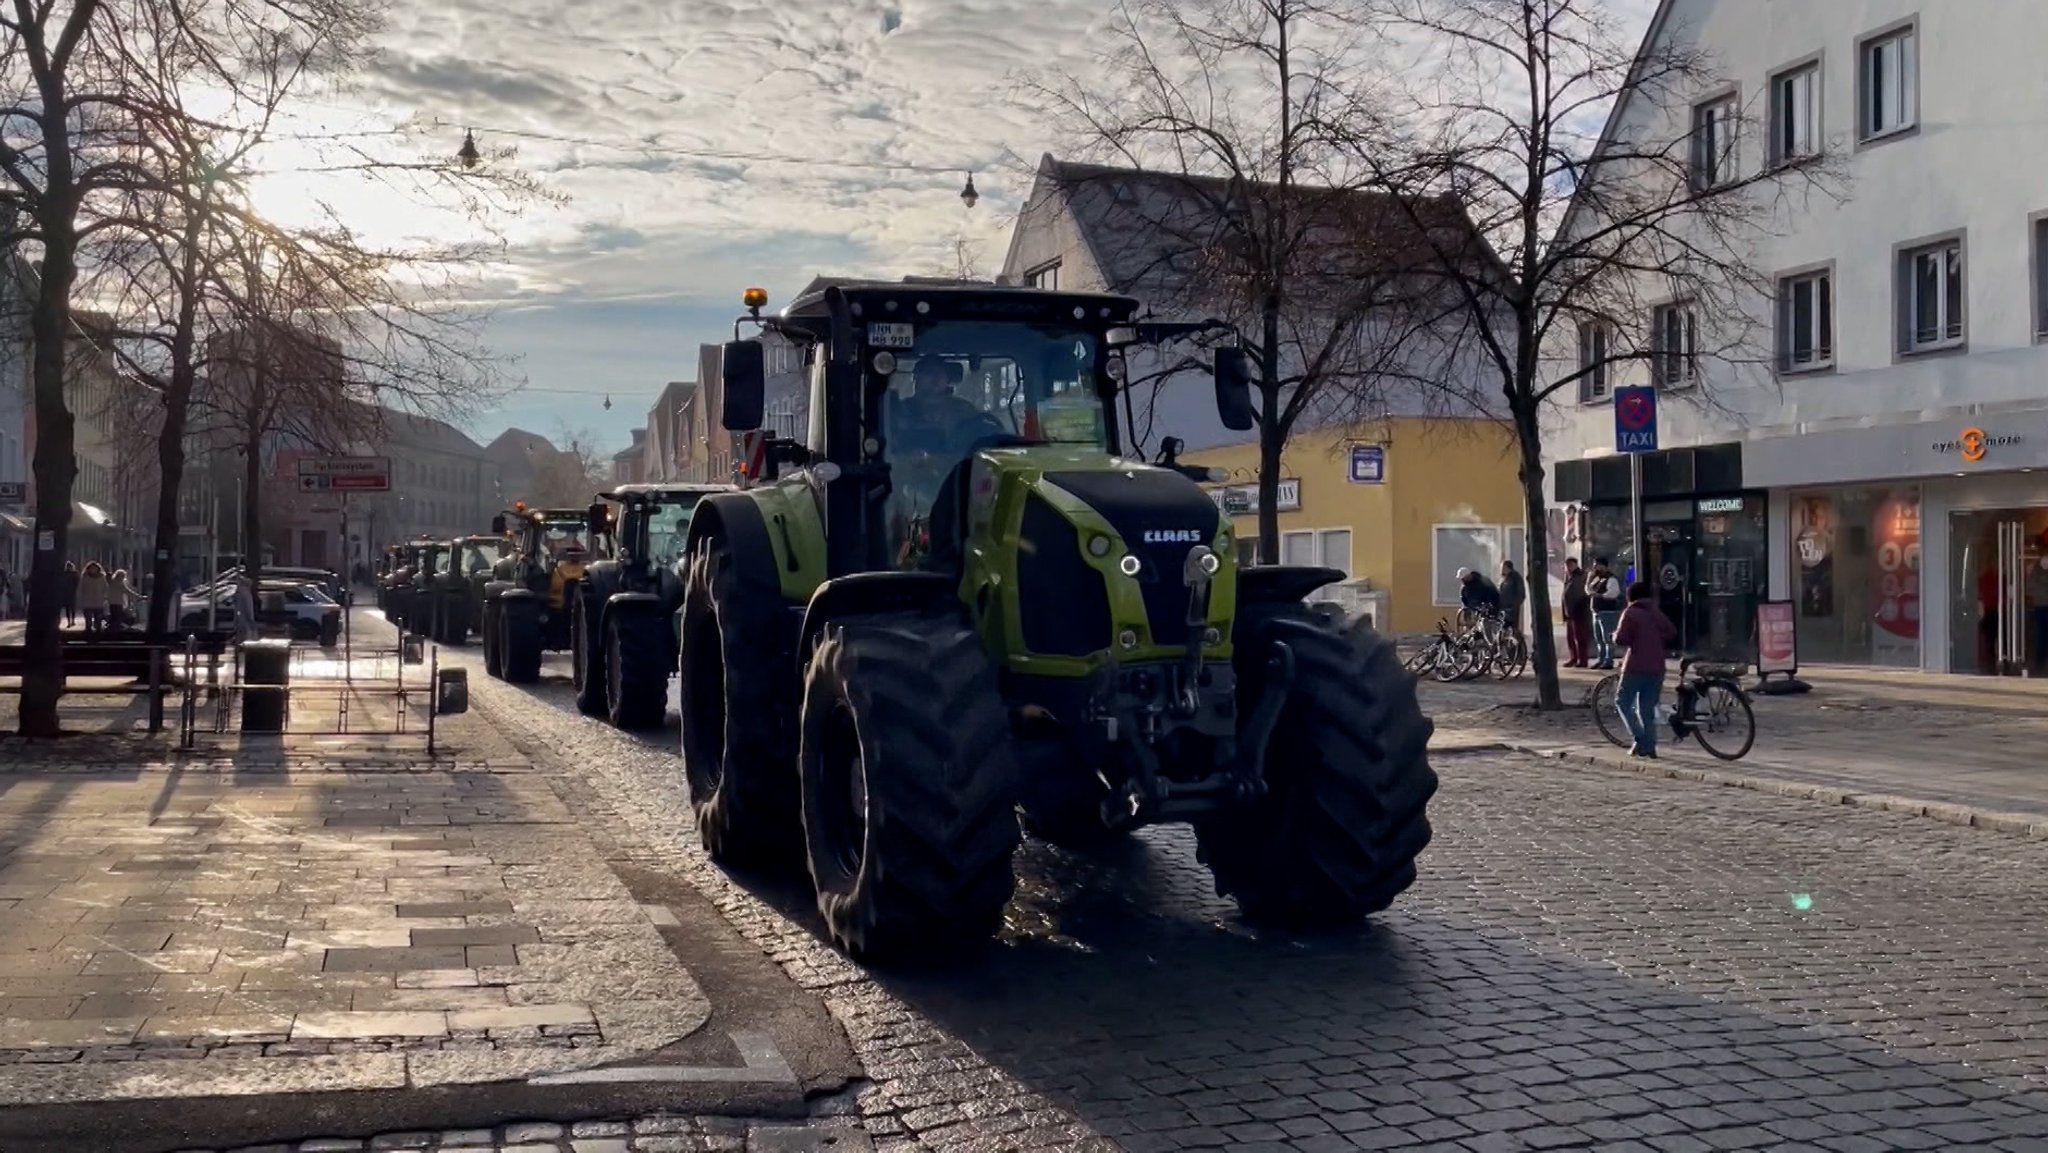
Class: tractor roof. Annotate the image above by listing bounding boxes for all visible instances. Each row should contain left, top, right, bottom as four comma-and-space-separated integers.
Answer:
779, 282, 1141, 330
599, 483, 731, 502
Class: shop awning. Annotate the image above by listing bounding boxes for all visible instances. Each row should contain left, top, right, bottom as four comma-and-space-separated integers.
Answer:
77, 502, 115, 528
0, 512, 28, 533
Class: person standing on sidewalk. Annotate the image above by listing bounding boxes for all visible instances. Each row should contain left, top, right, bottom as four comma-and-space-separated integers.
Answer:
61, 561, 80, 628
1612, 579, 1679, 759
77, 561, 110, 634
1561, 556, 1592, 667
1498, 559, 1527, 645
2028, 551, 2048, 676
1589, 557, 1624, 669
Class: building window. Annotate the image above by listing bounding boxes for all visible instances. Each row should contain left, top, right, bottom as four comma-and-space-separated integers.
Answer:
1691, 94, 1739, 188
1433, 524, 1524, 606
1770, 62, 1820, 164
1025, 261, 1061, 290
2034, 216, 2048, 339
1576, 323, 1609, 402
1779, 270, 1833, 371
1860, 25, 1916, 140
1651, 303, 1698, 388
1278, 528, 1353, 576
1790, 489, 1920, 667
1899, 237, 1963, 353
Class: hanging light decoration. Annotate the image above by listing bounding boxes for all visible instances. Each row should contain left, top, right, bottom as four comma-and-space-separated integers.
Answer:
959, 172, 979, 209
457, 128, 481, 169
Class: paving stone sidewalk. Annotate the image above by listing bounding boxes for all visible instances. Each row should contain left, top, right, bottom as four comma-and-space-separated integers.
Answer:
0, 707, 711, 1105
1424, 661, 2048, 820
174, 1115, 870, 1152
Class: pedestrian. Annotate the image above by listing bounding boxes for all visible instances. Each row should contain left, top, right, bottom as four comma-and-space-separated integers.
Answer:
1589, 556, 1624, 670
1611, 579, 1679, 759
0, 566, 12, 621
61, 560, 80, 628
77, 561, 110, 634
1561, 556, 1593, 667
1497, 559, 1526, 643
1457, 566, 1501, 613
109, 568, 138, 630
2029, 549, 2048, 677
231, 574, 257, 644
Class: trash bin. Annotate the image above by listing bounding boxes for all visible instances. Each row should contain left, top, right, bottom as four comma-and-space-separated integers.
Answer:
241, 640, 290, 733
436, 667, 468, 715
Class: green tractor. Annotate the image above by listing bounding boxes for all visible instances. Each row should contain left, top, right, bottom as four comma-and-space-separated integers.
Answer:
383, 539, 442, 634
415, 534, 505, 646
570, 483, 730, 730
679, 283, 1438, 958
479, 504, 593, 683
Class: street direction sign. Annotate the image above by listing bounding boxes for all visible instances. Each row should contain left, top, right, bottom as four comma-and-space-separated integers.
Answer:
1614, 386, 1659, 454
0, 480, 24, 503
296, 456, 391, 493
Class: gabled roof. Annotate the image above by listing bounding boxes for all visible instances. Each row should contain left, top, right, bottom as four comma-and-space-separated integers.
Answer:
1551, 0, 1679, 248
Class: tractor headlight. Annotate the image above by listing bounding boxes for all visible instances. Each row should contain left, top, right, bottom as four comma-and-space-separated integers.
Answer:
1198, 550, 1221, 575
1118, 554, 1142, 576
1118, 628, 1140, 650
1087, 533, 1113, 558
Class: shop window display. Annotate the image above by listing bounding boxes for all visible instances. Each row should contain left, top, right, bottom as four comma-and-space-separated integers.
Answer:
1790, 488, 1921, 667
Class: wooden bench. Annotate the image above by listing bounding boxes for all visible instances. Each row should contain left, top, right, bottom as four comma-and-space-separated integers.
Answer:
0, 633, 235, 731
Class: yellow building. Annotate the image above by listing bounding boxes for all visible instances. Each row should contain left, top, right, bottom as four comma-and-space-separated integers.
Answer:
1181, 419, 1528, 635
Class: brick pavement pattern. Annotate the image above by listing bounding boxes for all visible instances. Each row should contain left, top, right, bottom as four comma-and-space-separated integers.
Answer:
165, 1114, 871, 1152
0, 709, 710, 1104
468, 655, 2048, 1153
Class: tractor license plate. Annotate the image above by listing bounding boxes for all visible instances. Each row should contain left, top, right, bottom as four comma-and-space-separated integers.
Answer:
867, 322, 916, 348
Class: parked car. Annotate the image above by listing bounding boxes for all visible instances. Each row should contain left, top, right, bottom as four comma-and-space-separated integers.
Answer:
178, 579, 341, 644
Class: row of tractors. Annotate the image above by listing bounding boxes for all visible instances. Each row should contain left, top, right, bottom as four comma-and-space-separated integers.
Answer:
370, 282, 1439, 963
373, 482, 728, 731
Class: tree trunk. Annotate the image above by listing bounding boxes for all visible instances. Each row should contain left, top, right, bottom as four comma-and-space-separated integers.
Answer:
19, 214, 79, 738
1512, 399, 1563, 710
146, 382, 192, 637
1255, 294, 1284, 563
243, 432, 263, 591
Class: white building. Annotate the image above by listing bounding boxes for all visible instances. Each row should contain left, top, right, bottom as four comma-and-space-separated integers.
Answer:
1544, 0, 2048, 676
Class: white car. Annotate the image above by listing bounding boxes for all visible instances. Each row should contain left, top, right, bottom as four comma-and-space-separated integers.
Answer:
179, 580, 341, 642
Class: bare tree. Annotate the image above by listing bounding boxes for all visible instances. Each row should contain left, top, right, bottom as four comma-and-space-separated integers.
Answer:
1026, 0, 1477, 561
1344, 0, 1842, 708
525, 424, 609, 508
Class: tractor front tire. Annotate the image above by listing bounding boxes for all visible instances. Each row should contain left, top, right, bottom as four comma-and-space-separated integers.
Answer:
439, 595, 468, 646
605, 608, 670, 730
1196, 606, 1436, 928
800, 608, 1020, 958
502, 598, 544, 684
680, 540, 799, 869
571, 595, 606, 716
481, 598, 504, 678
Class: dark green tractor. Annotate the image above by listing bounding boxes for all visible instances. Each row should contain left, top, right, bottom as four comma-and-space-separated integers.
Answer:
383, 540, 441, 634
679, 283, 1437, 958
479, 505, 592, 683
416, 535, 503, 646
571, 483, 729, 730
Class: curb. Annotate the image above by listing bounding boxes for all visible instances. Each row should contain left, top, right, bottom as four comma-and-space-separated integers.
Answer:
1479, 740, 2048, 842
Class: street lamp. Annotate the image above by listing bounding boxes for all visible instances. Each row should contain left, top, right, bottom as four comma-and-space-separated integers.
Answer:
457, 129, 481, 169
960, 173, 979, 209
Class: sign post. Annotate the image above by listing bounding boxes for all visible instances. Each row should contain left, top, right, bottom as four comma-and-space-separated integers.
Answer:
296, 456, 392, 494
1614, 387, 1659, 585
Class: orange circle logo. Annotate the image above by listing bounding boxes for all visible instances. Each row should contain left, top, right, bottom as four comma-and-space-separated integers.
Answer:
1960, 427, 1987, 462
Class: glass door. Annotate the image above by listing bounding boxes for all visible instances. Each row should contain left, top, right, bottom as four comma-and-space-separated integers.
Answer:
1949, 510, 2046, 675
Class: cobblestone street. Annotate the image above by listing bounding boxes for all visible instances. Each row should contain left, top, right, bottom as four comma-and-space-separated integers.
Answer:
8, 614, 2048, 1150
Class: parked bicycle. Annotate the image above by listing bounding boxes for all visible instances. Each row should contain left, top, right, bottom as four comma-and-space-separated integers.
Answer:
1586, 656, 1756, 760
1406, 608, 1527, 682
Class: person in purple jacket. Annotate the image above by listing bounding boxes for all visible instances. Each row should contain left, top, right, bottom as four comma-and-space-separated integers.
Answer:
1612, 579, 1679, 758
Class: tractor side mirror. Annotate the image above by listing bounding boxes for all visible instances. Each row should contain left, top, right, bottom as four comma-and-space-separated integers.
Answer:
722, 340, 766, 431
489, 514, 506, 535
1214, 348, 1256, 432
587, 501, 609, 538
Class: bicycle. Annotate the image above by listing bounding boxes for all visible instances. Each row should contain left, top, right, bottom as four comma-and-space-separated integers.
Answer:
1404, 618, 1485, 681
1586, 656, 1756, 760
1456, 606, 1527, 680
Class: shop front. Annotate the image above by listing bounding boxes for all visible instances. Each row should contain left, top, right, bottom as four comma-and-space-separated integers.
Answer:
1746, 405, 2048, 675
1553, 442, 1766, 661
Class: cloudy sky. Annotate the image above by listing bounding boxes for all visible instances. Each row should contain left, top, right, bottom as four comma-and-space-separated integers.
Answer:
255, 0, 1654, 455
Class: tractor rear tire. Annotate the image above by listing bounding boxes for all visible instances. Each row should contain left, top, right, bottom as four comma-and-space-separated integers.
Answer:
503, 598, 544, 684
1196, 605, 1436, 928
680, 540, 799, 869
572, 594, 606, 716
800, 608, 1020, 958
605, 609, 669, 730
439, 595, 468, 646
481, 598, 504, 678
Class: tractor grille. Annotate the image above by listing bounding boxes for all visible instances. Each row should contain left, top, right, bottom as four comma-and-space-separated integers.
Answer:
1017, 492, 1112, 658
1044, 470, 1222, 649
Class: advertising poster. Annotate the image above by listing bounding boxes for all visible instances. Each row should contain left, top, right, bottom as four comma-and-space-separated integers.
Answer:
1792, 495, 1835, 617
1870, 492, 1921, 663
1757, 601, 1798, 673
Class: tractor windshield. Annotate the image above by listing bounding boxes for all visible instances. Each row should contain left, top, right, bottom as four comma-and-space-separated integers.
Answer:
643, 500, 699, 566
537, 518, 588, 559
879, 321, 1105, 464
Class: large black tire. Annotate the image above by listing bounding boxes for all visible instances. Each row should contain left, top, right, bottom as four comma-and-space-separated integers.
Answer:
571, 593, 606, 716
502, 598, 544, 684
800, 607, 1020, 957
438, 593, 468, 646
680, 541, 799, 867
1196, 605, 1436, 927
481, 598, 504, 679
604, 608, 670, 730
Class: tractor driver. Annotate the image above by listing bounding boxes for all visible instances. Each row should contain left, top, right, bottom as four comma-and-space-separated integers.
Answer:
893, 356, 989, 456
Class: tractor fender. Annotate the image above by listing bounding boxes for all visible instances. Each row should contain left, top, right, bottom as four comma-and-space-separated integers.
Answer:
684, 495, 782, 595
600, 590, 672, 662
496, 586, 539, 604
1238, 565, 1347, 608
798, 572, 957, 666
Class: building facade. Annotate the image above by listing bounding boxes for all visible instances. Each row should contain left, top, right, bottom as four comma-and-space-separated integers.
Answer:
1544, 0, 2048, 676
1182, 421, 1526, 634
